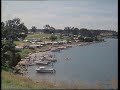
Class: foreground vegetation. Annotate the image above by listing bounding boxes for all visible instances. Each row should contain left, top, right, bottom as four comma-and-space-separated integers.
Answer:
2, 70, 117, 89
2, 70, 56, 89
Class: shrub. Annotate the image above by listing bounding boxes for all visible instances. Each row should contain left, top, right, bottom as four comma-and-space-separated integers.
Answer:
50, 35, 57, 41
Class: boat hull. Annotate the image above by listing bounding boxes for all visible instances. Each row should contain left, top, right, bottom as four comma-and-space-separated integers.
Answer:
35, 61, 51, 65
36, 69, 56, 73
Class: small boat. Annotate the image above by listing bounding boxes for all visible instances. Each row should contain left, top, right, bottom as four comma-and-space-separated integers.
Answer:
45, 58, 57, 62
35, 61, 51, 65
36, 66, 56, 73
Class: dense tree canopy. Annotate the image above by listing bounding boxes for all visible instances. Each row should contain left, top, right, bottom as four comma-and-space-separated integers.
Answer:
64, 27, 79, 35
1, 40, 21, 68
2, 18, 28, 41
79, 28, 93, 37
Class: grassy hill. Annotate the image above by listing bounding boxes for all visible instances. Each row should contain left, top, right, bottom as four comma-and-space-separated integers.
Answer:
2, 69, 117, 89
2, 70, 56, 89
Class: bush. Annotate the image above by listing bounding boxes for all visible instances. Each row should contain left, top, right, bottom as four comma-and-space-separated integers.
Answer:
2, 66, 9, 71
19, 49, 32, 58
13, 53, 21, 66
50, 35, 57, 41
2, 40, 22, 69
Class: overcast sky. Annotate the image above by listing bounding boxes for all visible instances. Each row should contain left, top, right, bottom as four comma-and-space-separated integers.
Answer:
2, 0, 118, 31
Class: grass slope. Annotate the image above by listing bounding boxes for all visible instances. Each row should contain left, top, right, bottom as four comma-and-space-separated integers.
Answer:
2, 70, 56, 89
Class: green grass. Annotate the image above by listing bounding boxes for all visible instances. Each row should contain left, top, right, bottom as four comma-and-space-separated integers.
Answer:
14, 41, 29, 46
18, 48, 34, 58
2, 70, 117, 89
25, 33, 52, 41
2, 70, 87, 89
2, 70, 56, 89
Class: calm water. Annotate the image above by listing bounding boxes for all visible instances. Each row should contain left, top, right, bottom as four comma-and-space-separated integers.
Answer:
26, 38, 118, 88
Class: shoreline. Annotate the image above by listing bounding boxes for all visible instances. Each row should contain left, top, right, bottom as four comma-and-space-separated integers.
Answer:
16, 40, 105, 74
10, 39, 118, 89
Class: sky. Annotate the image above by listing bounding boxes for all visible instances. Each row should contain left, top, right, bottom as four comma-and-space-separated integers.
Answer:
2, 0, 118, 31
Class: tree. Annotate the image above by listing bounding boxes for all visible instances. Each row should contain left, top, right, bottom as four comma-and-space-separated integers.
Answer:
1, 40, 21, 69
43, 24, 50, 33
1, 22, 6, 39
79, 28, 93, 37
64, 27, 71, 30
2, 18, 28, 41
64, 27, 72, 35
31, 26, 37, 33
43, 25, 55, 34
49, 26, 55, 33
72, 27, 79, 35
1, 18, 27, 70
2, 40, 14, 66
18, 23, 28, 34
43, 24, 50, 29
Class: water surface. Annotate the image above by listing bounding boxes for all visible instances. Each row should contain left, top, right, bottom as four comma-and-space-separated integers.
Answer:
26, 39, 118, 88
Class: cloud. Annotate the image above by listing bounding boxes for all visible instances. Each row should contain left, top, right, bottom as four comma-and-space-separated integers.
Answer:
2, 0, 118, 31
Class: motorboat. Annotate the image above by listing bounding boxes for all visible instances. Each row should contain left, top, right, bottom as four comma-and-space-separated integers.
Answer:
36, 66, 56, 73
35, 61, 51, 65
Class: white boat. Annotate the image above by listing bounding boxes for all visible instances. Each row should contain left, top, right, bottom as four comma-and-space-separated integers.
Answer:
35, 61, 51, 65
36, 66, 56, 73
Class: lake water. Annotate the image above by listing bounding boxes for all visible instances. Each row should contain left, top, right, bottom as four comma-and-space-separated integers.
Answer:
26, 38, 118, 88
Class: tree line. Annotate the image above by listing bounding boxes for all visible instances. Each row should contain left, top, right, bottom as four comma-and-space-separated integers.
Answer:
30, 25, 118, 37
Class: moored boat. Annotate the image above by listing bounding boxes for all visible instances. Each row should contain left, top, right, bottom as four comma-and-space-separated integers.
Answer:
36, 66, 56, 73
35, 61, 51, 65
45, 58, 57, 62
